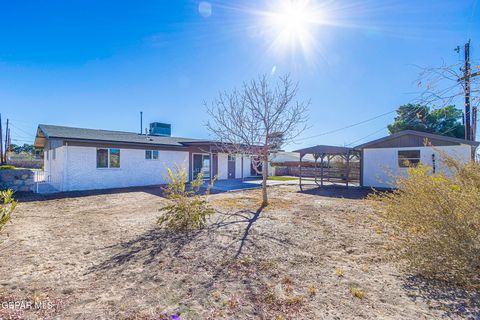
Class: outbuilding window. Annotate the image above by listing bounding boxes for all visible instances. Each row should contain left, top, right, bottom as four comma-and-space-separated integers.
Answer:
398, 150, 420, 167
97, 148, 120, 168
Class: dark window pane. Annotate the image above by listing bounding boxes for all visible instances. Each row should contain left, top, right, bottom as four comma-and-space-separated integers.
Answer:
145, 150, 152, 159
97, 149, 108, 168
110, 149, 120, 168
153, 150, 159, 160
398, 150, 420, 167
398, 150, 420, 159
193, 154, 203, 179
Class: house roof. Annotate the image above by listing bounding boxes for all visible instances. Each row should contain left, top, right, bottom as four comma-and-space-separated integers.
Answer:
293, 145, 354, 156
35, 124, 211, 148
355, 130, 479, 149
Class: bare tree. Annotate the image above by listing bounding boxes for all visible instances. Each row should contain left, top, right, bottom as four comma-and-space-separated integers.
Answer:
415, 61, 480, 139
205, 74, 309, 206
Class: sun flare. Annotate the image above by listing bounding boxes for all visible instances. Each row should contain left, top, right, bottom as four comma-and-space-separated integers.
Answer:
262, 0, 324, 59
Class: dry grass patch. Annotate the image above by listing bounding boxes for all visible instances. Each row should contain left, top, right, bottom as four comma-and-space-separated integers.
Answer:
210, 188, 295, 212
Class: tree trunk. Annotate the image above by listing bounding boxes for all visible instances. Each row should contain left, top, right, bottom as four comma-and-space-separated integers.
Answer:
262, 158, 268, 206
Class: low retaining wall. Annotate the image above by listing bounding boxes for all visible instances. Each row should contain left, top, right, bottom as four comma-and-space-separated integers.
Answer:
0, 169, 35, 192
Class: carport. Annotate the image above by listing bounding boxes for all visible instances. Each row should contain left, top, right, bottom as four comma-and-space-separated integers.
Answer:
294, 145, 360, 190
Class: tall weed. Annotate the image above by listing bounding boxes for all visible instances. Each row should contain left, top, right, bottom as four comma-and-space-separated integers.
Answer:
158, 165, 216, 232
371, 157, 480, 285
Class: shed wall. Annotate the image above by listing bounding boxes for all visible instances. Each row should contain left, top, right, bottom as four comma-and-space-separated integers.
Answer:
362, 145, 471, 188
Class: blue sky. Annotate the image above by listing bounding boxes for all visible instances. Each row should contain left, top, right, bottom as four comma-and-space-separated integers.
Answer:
1, 0, 479, 150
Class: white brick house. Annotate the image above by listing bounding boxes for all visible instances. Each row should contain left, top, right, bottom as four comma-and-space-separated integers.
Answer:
34, 124, 259, 192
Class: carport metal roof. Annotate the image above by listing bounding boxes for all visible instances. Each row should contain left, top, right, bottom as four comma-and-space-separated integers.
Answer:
294, 145, 354, 156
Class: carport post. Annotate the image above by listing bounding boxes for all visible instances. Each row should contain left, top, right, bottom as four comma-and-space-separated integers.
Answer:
345, 151, 350, 188
320, 154, 324, 187
299, 153, 304, 190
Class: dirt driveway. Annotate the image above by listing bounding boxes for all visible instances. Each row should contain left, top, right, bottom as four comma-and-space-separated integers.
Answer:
0, 185, 478, 319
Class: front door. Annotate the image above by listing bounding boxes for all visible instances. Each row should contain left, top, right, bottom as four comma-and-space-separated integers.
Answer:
228, 155, 236, 179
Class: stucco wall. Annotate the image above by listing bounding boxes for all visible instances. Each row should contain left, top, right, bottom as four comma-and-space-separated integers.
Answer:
362, 145, 472, 188
63, 146, 189, 191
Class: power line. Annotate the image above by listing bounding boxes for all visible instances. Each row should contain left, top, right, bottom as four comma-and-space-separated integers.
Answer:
293, 110, 396, 143
8, 122, 35, 138
346, 126, 388, 146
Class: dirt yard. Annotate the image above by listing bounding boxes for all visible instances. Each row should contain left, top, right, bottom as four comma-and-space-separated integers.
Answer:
1, 185, 478, 319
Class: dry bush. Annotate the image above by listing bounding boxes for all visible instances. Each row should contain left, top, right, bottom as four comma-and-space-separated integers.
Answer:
370, 158, 480, 285
0, 190, 16, 234
158, 165, 216, 232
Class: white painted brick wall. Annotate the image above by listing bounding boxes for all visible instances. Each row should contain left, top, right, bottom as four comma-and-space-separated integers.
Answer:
63, 146, 189, 191
363, 145, 472, 188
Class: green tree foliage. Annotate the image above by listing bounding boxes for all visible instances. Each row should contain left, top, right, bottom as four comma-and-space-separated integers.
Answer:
9, 144, 35, 154
158, 165, 216, 232
0, 190, 16, 234
387, 104, 464, 138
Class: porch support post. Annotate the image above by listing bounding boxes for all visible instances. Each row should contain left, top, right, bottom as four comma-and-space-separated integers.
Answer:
241, 155, 244, 181
209, 145, 213, 183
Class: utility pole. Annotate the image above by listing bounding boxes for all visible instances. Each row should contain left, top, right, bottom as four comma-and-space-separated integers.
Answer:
4, 119, 9, 163
0, 114, 3, 164
457, 40, 480, 140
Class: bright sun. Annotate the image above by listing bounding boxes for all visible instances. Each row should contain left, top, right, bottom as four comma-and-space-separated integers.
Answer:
262, 0, 324, 58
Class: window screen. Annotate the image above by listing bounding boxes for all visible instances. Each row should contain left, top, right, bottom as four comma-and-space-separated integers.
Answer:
398, 150, 420, 167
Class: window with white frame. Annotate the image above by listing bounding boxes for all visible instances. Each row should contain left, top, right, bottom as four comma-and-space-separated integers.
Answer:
145, 150, 160, 160
97, 148, 121, 168
398, 150, 420, 167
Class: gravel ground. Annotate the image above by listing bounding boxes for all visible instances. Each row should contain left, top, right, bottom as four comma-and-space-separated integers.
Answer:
0, 185, 478, 319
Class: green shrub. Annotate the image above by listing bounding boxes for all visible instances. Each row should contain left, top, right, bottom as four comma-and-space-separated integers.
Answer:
370, 158, 480, 285
158, 165, 216, 232
0, 190, 16, 234
0, 165, 16, 170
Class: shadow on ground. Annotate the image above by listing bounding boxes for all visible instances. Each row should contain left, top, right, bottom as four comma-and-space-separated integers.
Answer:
85, 205, 298, 317
87, 205, 268, 274
403, 275, 480, 318
298, 185, 372, 200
